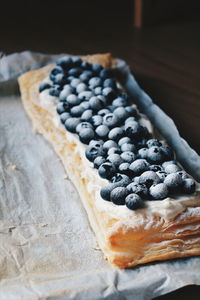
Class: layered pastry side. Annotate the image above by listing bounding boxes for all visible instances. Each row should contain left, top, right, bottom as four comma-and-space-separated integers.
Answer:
18, 53, 200, 268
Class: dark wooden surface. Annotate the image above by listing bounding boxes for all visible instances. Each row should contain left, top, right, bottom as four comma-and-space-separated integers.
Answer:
1, 2, 200, 298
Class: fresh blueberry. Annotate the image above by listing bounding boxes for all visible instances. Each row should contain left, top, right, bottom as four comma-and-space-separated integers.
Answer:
65, 117, 80, 133
95, 125, 109, 139
91, 115, 103, 127
79, 71, 93, 82
89, 140, 104, 147
60, 112, 71, 124
70, 105, 85, 117
162, 160, 177, 168
85, 143, 105, 162
138, 147, 149, 159
67, 76, 75, 82
56, 102, 70, 114
107, 147, 121, 155
59, 87, 73, 102
100, 175, 130, 202
156, 171, 167, 182
79, 128, 95, 144
99, 69, 113, 79
110, 187, 128, 205
125, 194, 143, 210
98, 162, 116, 179
121, 143, 136, 153
139, 171, 160, 187
72, 56, 82, 67
39, 82, 51, 93
137, 139, 148, 150
160, 145, 174, 161
103, 140, 118, 151
149, 165, 163, 172
111, 173, 131, 185
76, 83, 88, 93
149, 183, 169, 200
98, 108, 110, 116
164, 164, 181, 174
112, 97, 128, 107
93, 156, 106, 168
81, 61, 92, 70
102, 87, 116, 101
50, 66, 63, 80
125, 121, 141, 140
68, 68, 82, 77
126, 182, 148, 199
108, 154, 123, 167
125, 116, 136, 124
121, 151, 135, 163
80, 101, 90, 110
147, 139, 162, 148
134, 176, 140, 183
76, 122, 93, 134
92, 64, 103, 74
129, 159, 149, 175
89, 77, 102, 88
81, 109, 93, 121
78, 91, 94, 101
108, 127, 124, 141
164, 173, 183, 191
70, 78, 81, 88
147, 146, 165, 164
125, 106, 138, 118
94, 86, 102, 95
177, 171, 188, 180
103, 78, 116, 89
56, 56, 72, 70
113, 107, 128, 121
53, 73, 67, 86
89, 96, 103, 111
182, 178, 196, 194
67, 94, 80, 106
119, 162, 132, 176
118, 137, 131, 147
49, 85, 61, 97
103, 113, 119, 128
107, 105, 115, 112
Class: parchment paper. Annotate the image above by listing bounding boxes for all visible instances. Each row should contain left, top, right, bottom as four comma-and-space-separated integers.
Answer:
0, 51, 200, 300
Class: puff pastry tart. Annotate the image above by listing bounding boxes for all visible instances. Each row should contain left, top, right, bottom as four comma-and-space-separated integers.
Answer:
18, 53, 200, 268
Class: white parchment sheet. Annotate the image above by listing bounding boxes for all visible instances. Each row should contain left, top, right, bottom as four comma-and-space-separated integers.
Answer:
0, 52, 200, 300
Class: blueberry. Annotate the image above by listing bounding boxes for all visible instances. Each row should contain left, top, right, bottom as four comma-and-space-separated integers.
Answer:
139, 171, 160, 187
92, 64, 103, 74
98, 108, 110, 117
129, 159, 149, 175
147, 139, 162, 148
59, 87, 73, 102
85, 144, 105, 162
125, 194, 143, 210
98, 162, 116, 179
102, 140, 118, 151
149, 165, 163, 172
134, 176, 140, 183
89, 77, 102, 88
162, 160, 177, 168
65, 117, 80, 133
103, 113, 119, 128
70, 78, 81, 88
108, 154, 123, 167
107, 105, 115, 112
76, 122, 93, 134
103, 78, 116, 89
100, 69, 113, 79
118, 162, 132, 176
76, 83, 88, 93
125, 121, 141, 140
138, 148, 149, 159
79, 128, 95, 144
164, 164, 181, 174
94, 87, 102, 95
125, 106, 138, 118
112, 97, 128, 107
156, 171, 167, 182
107, 147, 121, 155
89, 96, 103, 111
121, 143, 136, 153
177, 171, 188, 180
108, 127, 124, 141
50, 66, 63, 79
70, 105, 84, 117
93, 156, 106, 168
95, 125, 109, 139
137, 139, 148, 150
49, 85, 61, 97
160, 145, 174, 161
102, 87, 116, 101
56, 56, 72, 70
147, 146, 165, 164
149, 183, 169, 200
113, 107, 128, 121
80, 101, 90, 110
56, 102, 70, 114
72, 56, 82, 67
89, 140, 104, 147
81, 61, 92, 70
125, 117, 136, 124
111, 173, 131, 185
53, 73, 67, 86
127, 182, 148, 198
67, 94, 80, 106
118, 137, 131, 147
78, 91, 94, 101
110, 187, 128, 205
79, 71, 93, 82
68, 68, 82, 77
100, 177, 129, 202
60, 112, 71, 124
81, 109, 93, 121
182, 178, 196, 194
164, 173, 183, 191
39, 82, 51, 93
121, 151, 135, 163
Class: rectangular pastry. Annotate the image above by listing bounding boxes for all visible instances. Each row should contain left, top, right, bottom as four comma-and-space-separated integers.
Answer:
18, 53, 200, 268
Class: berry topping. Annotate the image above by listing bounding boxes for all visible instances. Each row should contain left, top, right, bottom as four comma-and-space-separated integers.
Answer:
113, 107, 128, 120
118, 137, 131, 147
78, 91, 93, 101
93, 156, 106, 168
149, 183, 169, 200
108, 127, 124, 141
76, 122, 93, 133
139, 171, 160, 187
81, 109, 93, 121
125, 194, 143, 210
103, 140, 118, 151
129, 159, 149, 175
56, 56, 72, 70
56, 102, 70, 114
98, 162, 116, 179
111, 173, 131, 185
107, 147, 121, 155
149, 165, 163, 172
76, 83, 88, 93
112, 97, 128, 107
182, 178, 196, 194
107, 154, 123, 167
91, 115, 103, 127
60, 112, 71, 124
121, 151, 135, 163
89, 96, 104, 111
65, 117, 80, 133
95, 125, 109, 139
118, 162, 132, 176
121, 143, 136, 153
110, 187, 129, 205
160, 145, 174, 161
79, 128, 95, 144
49, 85, 61, 97
127, 182, 148, 198
85, 143, 105, 162
156, 171, 167, 182
138, 148, 149, 159
103, 113, 119, 128
67, 94, 80, 106
99, 69, 113, 79
147, 139, 162, 148
164, 173, 183, 191
147, 146, 164, 164
164, 164, 181, 174
89, 77, 102, 88
39, 82, 51, 93
98, 108, 110, 116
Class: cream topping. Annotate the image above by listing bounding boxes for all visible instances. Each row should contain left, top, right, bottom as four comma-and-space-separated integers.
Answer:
39, 87, 200, 221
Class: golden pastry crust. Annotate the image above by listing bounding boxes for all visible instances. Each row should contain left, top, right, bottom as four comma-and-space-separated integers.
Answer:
18, 53, 200, 268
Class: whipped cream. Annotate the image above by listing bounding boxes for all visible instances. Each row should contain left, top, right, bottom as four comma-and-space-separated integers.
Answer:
39, 86, 200, 221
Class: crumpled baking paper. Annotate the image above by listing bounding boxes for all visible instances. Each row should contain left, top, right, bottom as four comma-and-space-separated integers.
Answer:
0, 51, 200, 300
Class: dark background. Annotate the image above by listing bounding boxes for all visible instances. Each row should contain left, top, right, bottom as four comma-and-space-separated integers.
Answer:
1, 1, 200, 298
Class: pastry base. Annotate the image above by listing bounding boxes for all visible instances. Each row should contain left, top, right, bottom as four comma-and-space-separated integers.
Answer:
18, 54, 200, 268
